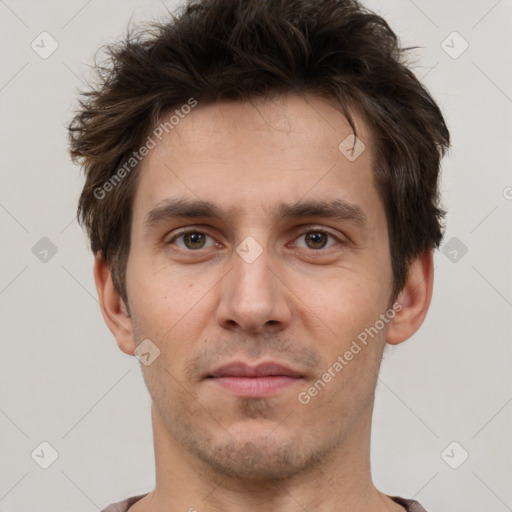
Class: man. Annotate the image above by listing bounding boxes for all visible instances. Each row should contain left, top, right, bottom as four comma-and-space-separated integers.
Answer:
68, 0, 449, 510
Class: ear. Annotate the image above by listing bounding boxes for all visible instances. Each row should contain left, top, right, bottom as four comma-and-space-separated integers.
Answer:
93, 254, 136, 356
386, 250, 434, 346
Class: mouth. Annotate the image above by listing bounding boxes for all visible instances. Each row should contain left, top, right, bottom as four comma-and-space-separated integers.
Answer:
205, 361, 304, 397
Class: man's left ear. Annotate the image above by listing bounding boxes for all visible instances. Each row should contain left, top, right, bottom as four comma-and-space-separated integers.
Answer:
386, 250, 434, 346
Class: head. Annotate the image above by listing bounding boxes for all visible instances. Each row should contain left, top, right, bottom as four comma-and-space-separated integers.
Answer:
69, 0, 449, 481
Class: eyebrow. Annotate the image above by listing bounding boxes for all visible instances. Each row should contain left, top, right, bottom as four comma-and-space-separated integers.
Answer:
144, 197, 367, 230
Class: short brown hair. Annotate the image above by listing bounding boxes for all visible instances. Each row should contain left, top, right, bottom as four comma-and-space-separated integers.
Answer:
68, 0, 450, 304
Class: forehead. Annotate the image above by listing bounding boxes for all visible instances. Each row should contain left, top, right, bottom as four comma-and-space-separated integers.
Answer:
132, 94, 379, 227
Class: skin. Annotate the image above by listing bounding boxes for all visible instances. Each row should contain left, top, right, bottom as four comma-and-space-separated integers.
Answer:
95, 93, 433, 512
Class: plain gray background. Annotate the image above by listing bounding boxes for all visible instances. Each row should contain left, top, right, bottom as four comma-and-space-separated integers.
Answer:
1, 0, 511, 511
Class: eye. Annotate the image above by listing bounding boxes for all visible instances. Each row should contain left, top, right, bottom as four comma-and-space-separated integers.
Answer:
293, 229, 340, 250
168, 230, 217, 251
166, 228, 342, 253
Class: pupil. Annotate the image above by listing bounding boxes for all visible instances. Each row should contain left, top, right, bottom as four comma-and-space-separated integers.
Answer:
185, 233, 205, 249
307, 232, 326, 249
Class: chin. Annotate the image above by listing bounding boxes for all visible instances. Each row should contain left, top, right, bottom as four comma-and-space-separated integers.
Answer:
191, 432, 329, 481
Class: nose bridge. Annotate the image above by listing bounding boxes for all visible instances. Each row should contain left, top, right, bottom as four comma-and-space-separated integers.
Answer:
232, 240, 274, 307
217, 237, 290, 332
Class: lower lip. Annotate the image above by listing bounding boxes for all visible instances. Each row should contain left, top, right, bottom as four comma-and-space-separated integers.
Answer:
208, 376, 301, 397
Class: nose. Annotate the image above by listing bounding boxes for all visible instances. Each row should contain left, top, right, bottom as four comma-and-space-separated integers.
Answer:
215, 244, 292, 334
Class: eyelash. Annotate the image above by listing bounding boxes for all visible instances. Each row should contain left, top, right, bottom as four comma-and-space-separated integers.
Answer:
166, 228, 342, 252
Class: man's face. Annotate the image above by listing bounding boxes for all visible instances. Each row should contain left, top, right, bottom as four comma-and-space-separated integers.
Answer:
125, 94, 394, 479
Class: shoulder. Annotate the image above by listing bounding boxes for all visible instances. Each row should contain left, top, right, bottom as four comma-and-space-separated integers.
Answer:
101, 493, 149, 512
389, 495, 429, 512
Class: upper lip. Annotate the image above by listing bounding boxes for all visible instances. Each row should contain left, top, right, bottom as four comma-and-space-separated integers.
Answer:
207, 361, 303, 378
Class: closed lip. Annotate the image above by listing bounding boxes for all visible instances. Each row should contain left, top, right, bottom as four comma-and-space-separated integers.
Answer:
206, 361, 303, 379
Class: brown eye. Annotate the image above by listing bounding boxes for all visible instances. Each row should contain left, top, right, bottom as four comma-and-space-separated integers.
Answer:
183, 232, 207, 249
304, 232, 329, 249
169, 231, 215, 250
294, 230, 339, 250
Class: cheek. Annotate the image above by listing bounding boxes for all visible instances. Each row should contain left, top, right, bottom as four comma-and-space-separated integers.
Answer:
128, 265, 214, 369
293, 270, 389, 338
128, 256, 204, 326
293, 271, 390, 400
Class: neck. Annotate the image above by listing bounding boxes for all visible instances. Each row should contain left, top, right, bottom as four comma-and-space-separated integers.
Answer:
131, 401, 402, 512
